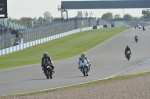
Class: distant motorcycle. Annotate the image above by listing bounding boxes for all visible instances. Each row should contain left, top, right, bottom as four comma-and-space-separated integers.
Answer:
143, 26, 145, 31
139, 26, 141, 29
126, 51, 131, 61
43, 60, 53, 79
135, 36, 138, 43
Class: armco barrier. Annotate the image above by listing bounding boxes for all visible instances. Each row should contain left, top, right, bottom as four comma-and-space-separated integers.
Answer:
0, 26, 100, 56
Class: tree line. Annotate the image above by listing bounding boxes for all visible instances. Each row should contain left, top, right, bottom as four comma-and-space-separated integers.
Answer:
101, 9, 150, 21
8, 11, 54, 28
8, 10, 150, 28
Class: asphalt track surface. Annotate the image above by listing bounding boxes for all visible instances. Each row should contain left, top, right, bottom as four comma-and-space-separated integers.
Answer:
1, 27, 150, 96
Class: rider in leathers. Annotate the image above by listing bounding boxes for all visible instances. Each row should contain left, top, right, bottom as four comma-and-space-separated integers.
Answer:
41, 52, 54, 74
78, 52, 91, 70
135, 35, 138, 41
124, 46, 132, 57
143, 25, 145, 31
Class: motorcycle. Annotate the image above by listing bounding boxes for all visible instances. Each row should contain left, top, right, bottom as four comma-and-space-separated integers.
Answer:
143, 26, 145, 31
43, 60, 53, 79
139, 26, 141, 29
135, 36, 138, 43
79, 59, 89, 77
126, 51, 131, 61
81, 66, 89, 77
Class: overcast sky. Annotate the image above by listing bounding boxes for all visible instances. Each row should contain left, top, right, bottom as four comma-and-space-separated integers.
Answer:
7, 0, 147, 19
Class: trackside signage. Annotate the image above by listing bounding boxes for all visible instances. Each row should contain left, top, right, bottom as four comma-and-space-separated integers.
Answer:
0, 0, 7, 18
0, 5, 5, 14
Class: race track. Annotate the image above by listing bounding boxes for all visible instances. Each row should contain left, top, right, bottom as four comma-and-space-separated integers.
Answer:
1, 27, 150, 96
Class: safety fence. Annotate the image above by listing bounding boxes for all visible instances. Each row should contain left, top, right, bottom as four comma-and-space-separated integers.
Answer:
19, 18, 99, 43
0, 18, 111, 50
0, 25, 104, 56
0, 32, 12, 49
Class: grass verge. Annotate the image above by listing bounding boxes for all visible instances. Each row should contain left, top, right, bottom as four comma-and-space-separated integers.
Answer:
0, 27, 130, 69
1, 71, 150, 98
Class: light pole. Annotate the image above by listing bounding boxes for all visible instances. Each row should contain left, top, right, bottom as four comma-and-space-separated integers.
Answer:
7, 18, 9, 33
122, 8, 124, 26
2, 22, 5, 49
41, 20, 43, 38
6, 18, 10, 48
0, 24, 3, 49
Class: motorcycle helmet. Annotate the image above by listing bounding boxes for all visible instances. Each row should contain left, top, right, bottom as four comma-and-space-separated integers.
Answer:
43, 52, 48, 57
81, 52, 85, 57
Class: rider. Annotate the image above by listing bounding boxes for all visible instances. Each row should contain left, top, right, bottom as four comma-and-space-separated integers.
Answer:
135, 35, 138, 40
134, 24, 136, 29
124, 46, 132, 57
139, 25, 141, 29
41, 52, 54, 74
78, 52, 91, 70
143, 25, 145, 30
137, 24, 139, 28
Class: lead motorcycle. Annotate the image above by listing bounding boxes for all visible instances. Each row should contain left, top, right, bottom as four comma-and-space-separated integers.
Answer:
79, 59, 90, 77
43, 60, 53, 79
126, 51, 131, 61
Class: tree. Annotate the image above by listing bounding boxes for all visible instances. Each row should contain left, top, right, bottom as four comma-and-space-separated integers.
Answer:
142, 10, 150, 20
26, 17, 32, 27
123, 14, 132, 21
132, 17, 139, 21
8, 17, 23, 26
8, 17, 13, 22
114, 14, 121, 19
32, 17, 38, 27
21, 17, 32, 27
33, 17, 38, 23
17, 20, 23, 25
101, 12, 113, 21
38, 17, 44, 22
44, 11, 53, 22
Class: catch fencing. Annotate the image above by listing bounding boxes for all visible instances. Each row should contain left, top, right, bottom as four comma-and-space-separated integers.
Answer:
0, 18, 111, 56
0, 18, 110, 49
19, 18, 100, 43
0, 32, 11, 49
0, 25, 104, 56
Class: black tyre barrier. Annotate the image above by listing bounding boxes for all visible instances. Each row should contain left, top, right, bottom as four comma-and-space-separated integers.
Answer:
111, 25, 114, 27
93, 26, 97, 29
103, 25, 107, 28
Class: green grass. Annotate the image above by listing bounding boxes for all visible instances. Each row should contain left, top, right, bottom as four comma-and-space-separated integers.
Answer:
1, 71, 150, 98
0, 27, 130, 69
